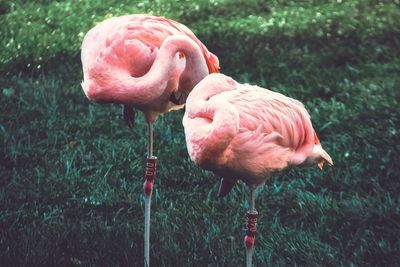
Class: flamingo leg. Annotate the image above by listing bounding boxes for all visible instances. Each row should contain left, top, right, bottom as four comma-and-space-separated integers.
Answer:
144, 122, 156, 267
245, 185, 258, 267
144, 190, 151, 267
147, 122, 154, 157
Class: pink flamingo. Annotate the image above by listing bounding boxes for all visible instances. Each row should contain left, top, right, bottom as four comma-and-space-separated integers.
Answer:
80, 14, 219, 267
183, 73, 333, 267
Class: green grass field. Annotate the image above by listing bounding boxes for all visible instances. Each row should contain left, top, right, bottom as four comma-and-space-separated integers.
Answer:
1, 0, 399, 266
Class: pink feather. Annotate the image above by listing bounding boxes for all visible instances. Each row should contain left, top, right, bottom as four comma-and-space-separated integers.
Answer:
81, 14, 219, 123
183, 73, 333, 189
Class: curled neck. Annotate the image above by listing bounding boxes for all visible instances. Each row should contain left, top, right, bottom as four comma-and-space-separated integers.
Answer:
184, 74, 239, 167
186, 73, 237, 104
117, 35, 209, 108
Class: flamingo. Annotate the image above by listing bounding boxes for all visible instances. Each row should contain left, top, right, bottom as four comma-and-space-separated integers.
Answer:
182, 73, 333, 267
80, 14, 219, 267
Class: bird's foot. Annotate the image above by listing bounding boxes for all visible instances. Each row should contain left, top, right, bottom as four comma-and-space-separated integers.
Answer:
123, 105, 136, 128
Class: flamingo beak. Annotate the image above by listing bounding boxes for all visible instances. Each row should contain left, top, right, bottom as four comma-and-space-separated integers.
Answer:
169, 91, 186, 105
169, 92, 180, 105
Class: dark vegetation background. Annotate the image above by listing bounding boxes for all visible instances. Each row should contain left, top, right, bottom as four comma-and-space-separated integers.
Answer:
1, 0, 399, 266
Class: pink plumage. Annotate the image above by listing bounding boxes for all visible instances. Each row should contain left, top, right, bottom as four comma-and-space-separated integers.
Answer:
80, 15, 220, 267
183, 73, 333, 191
81, 14, 219, 123
183, 73, 333, 265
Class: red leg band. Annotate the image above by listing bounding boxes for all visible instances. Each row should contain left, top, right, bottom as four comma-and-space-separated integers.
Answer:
143, 156, 157, 197
244, 211, 258, 249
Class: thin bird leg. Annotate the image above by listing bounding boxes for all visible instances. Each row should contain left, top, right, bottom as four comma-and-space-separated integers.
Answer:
147, 122, 153, 157
249, 185, 256, 212
143, 122, 157, 267
245, 185, 258, 267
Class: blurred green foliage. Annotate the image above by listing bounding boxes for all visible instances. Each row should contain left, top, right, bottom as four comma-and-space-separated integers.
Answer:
1, 0, 400, 266
1, 0, 399, 68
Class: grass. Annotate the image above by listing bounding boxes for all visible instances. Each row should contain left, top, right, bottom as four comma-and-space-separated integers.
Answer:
1, 0, 400, 266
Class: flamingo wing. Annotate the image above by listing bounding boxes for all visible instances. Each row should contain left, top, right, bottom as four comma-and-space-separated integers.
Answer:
209, 85, 318, 176
82, 14, 219, 97
226, 86, 315, 149
183, 74, 332, 189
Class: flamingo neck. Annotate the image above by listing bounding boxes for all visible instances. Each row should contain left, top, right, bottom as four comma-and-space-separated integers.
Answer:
178, 47, 210, 95
119, 35, 208, 108
183, 74, 240, 167
186, 73, 237, 104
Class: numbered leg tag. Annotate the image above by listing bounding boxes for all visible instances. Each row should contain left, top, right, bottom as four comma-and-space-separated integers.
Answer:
244, 211, 258, 249
143, 156, 157, 197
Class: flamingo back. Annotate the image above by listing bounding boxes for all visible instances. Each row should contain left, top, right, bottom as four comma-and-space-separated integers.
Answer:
81, 15, 219, 98
81, 15, 219, 112
183, 73, 333, 186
